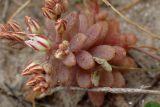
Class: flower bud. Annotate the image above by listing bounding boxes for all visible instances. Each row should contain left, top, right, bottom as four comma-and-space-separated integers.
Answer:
7, 21, 21, 32
44, 0, 56, 9
33, 81, 49, 92
43, 0, 67, 20
42, 7, 57, 20
25, 16, 43, 34
59, 40, 69, 50
62, 0, 69, 10
0, 24, 8, 32
54, 3, 65, 15
55, 19, 67, 35
11, 32, 27, 41
22, 61, 44, 76
54, 40, 69, 59
0, 32, 26, 43
26, 75, 45, 86
25, 34, 52, 52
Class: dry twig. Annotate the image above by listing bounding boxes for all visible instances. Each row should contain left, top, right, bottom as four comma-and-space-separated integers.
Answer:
48, 86, 160, 95
132, 73, 160, 107
120, 0, 142, 12
102, 0, 160, 40
1, 0, 9, 22
8, 0, 31, 22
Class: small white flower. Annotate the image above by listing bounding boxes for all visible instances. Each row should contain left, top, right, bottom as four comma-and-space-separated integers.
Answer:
25, 34, 52, 51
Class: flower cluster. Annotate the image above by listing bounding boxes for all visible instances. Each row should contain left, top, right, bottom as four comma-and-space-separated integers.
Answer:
42, 0, 68, 20
0, 16, 52, 51
0, 21, 26, 43
22, 61, 50, 92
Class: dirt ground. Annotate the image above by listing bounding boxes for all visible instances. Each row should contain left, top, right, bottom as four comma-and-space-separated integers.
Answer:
0, 0, 160, 107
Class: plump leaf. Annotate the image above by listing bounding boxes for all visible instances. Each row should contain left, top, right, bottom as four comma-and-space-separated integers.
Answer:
91, 45, 116, 61
95, 10, 108, 21
112, 71, 125, 88
124, 33, 137, 46
76, 50, 95, 70
45, 19, 56, 43
83, 23, 102, 49
76, 69, 92, 88
70, 33, 87, 52
79, 14, 89, 33
93, 57, 112, 72
106, 19, 120, 37
64, 12, 79, 40
99, 71, 114, 87
88, 92, 105, 107
84, 0, 99, 14
57, 63, 75, 86
120, 56, 137, 68
110, 46, 126, 65
62, 52, 76, 67
94, 21, 108, 45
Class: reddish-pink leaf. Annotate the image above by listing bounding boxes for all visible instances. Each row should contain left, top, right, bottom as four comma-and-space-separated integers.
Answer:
76, 50, 95, 70
90, 45, 116, 61
84, 0, 99, 14
79, 14, 89, 33
69, 33, 87, 52
106, 19, 120, 37
125, 33, 137, 46
45, 19, 56, 42
96, 10, 108, 21
104, 34, 123, 46
64, 12, 79, 40
88, 92, 105, 107
83, 23, 102, 49
76, 69, 92, 88
99, 71, 114, 87
110, 46, 126, 65
112, 71, 125, 88
120, 56, 137, 68
62, 52, 76, 67
57, 63, 75, 86
94, 21, 108, 45
86, 13, 95, 27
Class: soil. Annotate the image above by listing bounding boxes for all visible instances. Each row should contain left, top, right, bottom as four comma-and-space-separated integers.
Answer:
0, 0, 160, 107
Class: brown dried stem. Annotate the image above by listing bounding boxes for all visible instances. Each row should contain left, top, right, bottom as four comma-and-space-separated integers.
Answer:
8, 0, 31, 22
120, 0, 142, 12
102, 0, 160, 40
49, 86, 160, 95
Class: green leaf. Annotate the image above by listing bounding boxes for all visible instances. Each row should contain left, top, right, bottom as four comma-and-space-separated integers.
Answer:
145, 101, 160, 107
75, 0, 83, 3
93, 57, 112, 72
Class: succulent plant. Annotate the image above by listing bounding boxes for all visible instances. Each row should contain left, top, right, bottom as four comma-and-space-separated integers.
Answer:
0, 0, 138, 106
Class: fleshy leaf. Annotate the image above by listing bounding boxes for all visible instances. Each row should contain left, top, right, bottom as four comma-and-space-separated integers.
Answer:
88, 92, 105, 107
76, 50, 95, 70
90, 45, 116, 61
93, 57, 112, 72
